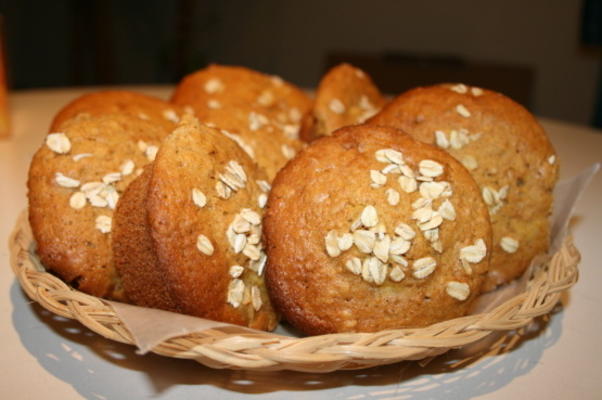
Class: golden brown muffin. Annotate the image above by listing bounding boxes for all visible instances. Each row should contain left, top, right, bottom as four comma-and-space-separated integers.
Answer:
264, 124, 492, 335
304, 63, 386, 141
50, 90, 184, 133
368, 84, 559, 291
126, 114, 277, 330
28, 114, 168, 299
112, 166, 179, 311
170, 64, 312, 180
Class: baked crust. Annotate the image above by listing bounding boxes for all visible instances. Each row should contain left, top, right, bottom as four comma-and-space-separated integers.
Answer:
368, 84, 558, 290
28, 113, 168, 299
50, 90, 184, 133
112, 166, 179, 311
142, 115, 277, 330
171, 64, 312, 180
305, 63, 386, 141
264, 124, 491, 334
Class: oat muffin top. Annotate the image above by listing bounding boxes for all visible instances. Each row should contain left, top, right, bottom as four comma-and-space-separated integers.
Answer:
28, 113, 168, 299
306, 63, 386, 140
171, 64, 312, 180
368, 84, 558, 290
263, 124, 492, 334
50, 90, 184, 133
143, 114, 277, 330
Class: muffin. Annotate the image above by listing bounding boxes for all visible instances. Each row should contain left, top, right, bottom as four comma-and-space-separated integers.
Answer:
368, 84, 558, 290
304, 63, 386, 141
113, 114, 278, 330
28, 113, 168, 299
170, 64, 312, 180
264, 124, 492, 335
112, 166, 177, 311
50, 90, 184, 133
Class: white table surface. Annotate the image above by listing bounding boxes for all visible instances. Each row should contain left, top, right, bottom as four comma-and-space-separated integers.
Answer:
1, 87, 601, 400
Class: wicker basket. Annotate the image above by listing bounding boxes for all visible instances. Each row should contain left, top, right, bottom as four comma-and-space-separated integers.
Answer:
9, 211, 580, 372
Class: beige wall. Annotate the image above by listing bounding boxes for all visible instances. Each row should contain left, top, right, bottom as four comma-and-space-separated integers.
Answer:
200, 0, 600, 124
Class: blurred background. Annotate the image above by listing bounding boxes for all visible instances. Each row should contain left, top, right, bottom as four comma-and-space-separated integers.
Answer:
1, 0, 601, 127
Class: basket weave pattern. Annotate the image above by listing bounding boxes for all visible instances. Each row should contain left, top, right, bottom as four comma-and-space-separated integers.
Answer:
9, 212, 580, 372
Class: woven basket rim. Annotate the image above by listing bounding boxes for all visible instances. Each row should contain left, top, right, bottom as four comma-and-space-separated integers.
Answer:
9, 210, 580, 372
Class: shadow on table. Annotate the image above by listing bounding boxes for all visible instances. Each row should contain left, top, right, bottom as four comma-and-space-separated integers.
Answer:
11, 281, 566, 399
